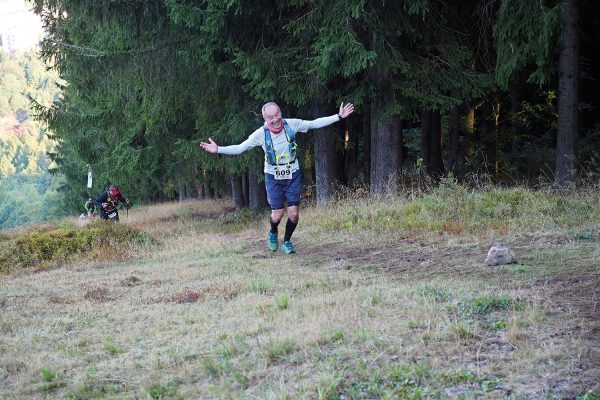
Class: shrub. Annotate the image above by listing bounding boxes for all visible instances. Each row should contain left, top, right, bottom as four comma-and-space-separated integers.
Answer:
0, 221, 143, 274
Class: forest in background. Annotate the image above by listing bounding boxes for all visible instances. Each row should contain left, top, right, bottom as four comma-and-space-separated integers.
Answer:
4, 0, 600, 218
0, 50, 64, 230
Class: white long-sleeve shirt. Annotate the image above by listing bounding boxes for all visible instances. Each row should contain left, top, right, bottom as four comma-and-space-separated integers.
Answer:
217, 115, 340, 175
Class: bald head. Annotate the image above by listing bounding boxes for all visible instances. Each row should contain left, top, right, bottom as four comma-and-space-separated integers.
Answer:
262, 102, 283, 130
262, 102, 280, 117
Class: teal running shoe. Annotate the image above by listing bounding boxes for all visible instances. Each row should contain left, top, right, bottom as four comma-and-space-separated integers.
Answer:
281, 240, 296, 255
268, 231, 278, 251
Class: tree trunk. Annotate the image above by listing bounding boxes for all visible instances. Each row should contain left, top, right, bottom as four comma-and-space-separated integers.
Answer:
420, 109, 432, 176
178, 179, 186, 201
481, 98, 499, 176
509, 80, 521, 159
429, 110, 445, 179
203, 182, 212, 199
493, 99, 500, 177
192, 164, 202, 199
370, 100, 401, 195
362, 110, 371, 186
398, 120, 405, 183
243, 173, 249, 206
312, 102, 342, 205
248, 172, 268, 209
448, 106, 460, 177
555, 0, 579, 190
465, 106, 475, 160
344, 116, 360, 186
302, 142, 315, 199
229, 174, 246, 208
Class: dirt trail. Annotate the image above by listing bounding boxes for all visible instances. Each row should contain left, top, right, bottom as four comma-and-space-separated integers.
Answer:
247, 232, 600, 397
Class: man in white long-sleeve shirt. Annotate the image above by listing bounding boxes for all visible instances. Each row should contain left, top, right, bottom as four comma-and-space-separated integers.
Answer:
200, 101, 355, 254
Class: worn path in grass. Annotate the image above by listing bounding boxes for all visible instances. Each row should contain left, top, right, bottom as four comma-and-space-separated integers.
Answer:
223, 214, 600, 398
246, 226, 600, 398
1, 200, 599, 399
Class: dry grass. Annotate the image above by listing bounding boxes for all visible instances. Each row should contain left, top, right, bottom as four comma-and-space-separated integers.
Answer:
126, 199, 229, 226
0, 193, 599, 399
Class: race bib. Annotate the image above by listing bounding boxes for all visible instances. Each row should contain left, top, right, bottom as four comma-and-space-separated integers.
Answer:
108, 212, 117, 219
274, 165, 292, 180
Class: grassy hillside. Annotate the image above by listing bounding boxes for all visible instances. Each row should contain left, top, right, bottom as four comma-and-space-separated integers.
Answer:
0, 184, 599, 399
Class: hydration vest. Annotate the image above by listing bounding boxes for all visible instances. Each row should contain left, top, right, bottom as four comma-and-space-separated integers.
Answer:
263, 120, 297, 165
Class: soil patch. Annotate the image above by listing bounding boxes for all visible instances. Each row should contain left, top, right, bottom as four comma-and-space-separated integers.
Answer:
539, 270, 600, 340
120, 275, 142, 287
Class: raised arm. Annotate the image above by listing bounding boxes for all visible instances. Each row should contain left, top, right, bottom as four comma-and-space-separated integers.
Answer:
199, 129, 263, 156
293, 102, 355, 132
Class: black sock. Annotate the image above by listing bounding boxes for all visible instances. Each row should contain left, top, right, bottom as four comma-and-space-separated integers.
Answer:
270, 217, 280, 234
283, 219, 298, 242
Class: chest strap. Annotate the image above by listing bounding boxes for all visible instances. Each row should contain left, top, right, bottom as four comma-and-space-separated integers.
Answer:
263, 119, 297, 166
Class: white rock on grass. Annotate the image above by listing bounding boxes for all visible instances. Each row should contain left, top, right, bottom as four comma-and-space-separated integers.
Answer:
485, 243, 517, 266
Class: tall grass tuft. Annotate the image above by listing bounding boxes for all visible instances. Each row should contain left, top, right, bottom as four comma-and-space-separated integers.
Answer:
312, 178, 600, 235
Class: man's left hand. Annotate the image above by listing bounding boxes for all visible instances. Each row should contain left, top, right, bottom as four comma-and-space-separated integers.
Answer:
338, 102, 355, 119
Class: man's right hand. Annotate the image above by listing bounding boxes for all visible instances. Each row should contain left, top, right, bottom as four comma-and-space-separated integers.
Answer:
199, 138, 218, 154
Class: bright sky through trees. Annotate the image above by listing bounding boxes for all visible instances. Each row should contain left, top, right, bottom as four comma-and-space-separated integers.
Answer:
0, 0, 44, 52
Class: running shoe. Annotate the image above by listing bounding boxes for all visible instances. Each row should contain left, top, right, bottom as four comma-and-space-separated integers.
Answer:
268, 231, 278, 251
281, 240, 296, 255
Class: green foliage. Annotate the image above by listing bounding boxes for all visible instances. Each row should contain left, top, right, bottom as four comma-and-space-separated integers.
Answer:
201, 357, 222, 378
146, 381, 181, 400
262, 337, 298, 363
24, 0, 596, 206
493, 0, 561, 88
0, 50, 59, 176
39, 367, 58, 383
103, 338, 125, 356
64, 381, 126, 400
327, 362, 504, 399
200, 354, 248, 386
0, 173, 65, 230
39, 367, 63, 392
0, 50, 67, 228
0, 50, 60, 117
28, 0, 498, 207
30, 0, 206, 204
275, 293, 289, 310
458, 294, 524, 317
577, 392, 599, 400
0, 220, 142, 274
419, 284, 453, 302
250, 280, 272, 294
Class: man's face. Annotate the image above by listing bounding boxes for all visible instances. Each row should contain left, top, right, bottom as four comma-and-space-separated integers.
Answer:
263, 105, 282, 130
